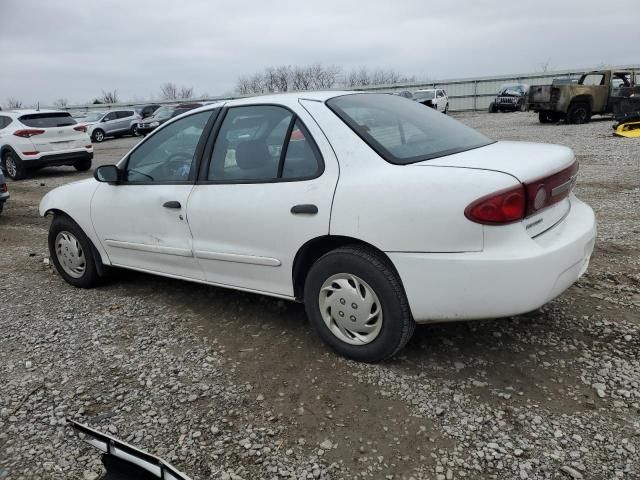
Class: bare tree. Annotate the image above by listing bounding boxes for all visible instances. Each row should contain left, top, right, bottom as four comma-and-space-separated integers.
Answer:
6, 97, 23, 109
178, 86, 194, 99
100, 90, 119, 104
160, 82, 178, 100
236, 64, 344, 94
539, 58, 552, 73
53, 98, 68, 107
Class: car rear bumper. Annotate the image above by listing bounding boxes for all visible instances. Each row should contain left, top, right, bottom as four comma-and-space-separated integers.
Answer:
21, 151, 93, 168
388, 195, 596, 323
0, 192, 9, 202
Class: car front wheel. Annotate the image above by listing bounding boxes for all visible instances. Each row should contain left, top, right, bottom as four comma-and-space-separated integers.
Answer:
48, 215, 100, 288
304, 245, 415, 362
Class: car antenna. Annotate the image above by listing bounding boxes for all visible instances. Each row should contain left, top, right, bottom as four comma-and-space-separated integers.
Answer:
36, 102, 40, 112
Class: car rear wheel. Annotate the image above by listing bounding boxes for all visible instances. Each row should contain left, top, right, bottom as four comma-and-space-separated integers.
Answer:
74, 158, 92, 171
2, 152, 26, 180
566, 102, 591, 124
444, 103, 449, 114
48, 215, 100, 288
488, 102, 497, 113
0, 202, 4, 216
304, 245, 415, 362
92, 129, 105, 143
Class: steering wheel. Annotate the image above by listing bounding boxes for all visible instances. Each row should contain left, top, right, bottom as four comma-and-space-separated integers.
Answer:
163, 152, 193, 179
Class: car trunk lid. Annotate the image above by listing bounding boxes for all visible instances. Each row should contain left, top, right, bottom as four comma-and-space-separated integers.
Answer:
411, 141, 578, 237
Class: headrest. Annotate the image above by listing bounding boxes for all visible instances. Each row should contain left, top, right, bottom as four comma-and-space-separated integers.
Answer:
235, 140, 270, 170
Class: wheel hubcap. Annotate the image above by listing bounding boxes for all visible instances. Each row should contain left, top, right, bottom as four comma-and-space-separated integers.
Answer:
5, 157, 16, 177
96, 131, 103, 141
55, 231, 86, 278
319, 273, 383, 345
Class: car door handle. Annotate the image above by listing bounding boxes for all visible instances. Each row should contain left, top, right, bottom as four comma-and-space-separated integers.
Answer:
291, 204, 318, 215
163, 201, 181, 209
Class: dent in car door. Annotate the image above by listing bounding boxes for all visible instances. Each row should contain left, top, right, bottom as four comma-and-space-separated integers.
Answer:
187, 103, 339, 296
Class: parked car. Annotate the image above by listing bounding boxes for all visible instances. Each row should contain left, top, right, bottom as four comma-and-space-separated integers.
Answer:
488, 83, 529, 112
40, 92, 596, 362
135, 104, 161, 119
136, 103, 202, 135
0, 169, 9, 215
0, 110, 93, 180
393, 90, 413, 99
529, 70, 640, 124
413, 88, 449, 113
85, 109, 142, 142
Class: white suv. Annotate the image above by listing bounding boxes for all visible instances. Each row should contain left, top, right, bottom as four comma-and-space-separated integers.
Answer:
0, 110, 93, 180
413, 88, 449, 113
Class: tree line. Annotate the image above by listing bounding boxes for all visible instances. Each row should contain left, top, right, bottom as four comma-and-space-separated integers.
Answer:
236, 64, 418, 95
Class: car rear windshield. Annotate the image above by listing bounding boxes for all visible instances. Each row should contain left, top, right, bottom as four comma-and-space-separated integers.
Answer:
19, 112, 76, 128
327, 94, 493, 164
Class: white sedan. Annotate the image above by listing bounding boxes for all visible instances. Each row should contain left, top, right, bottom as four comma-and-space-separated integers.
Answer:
40, 92, 596, 362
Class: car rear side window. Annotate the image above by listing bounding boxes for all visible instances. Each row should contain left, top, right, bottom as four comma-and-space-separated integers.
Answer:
0, 116, 12, 129
327, 93, 493, 165
281, 120, 322, 179
19, 112, 76, 128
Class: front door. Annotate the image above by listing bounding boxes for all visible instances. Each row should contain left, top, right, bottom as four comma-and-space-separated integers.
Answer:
92, 110, 215, 279
187, 103, 339, 296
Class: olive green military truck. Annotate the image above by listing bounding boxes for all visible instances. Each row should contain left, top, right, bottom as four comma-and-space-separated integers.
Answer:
528, 70, 640, 124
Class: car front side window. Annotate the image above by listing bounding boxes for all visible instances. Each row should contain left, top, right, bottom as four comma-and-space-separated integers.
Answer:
124, 111, 212, 183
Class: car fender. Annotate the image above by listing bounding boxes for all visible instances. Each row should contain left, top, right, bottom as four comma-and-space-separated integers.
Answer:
39, 179, 111, 265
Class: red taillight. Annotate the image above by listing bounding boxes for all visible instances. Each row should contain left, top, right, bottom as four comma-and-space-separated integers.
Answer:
22, 151, 40, 156
524, 161, 579, 215
74, 125, 87, 133
13, 129, 45, 138
465, 161, 579, 225
1, 183, 7, 193
85, 144, 92, 149
465, 185, 526, 225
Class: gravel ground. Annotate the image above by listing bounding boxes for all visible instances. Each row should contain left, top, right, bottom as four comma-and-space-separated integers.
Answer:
0, 112, 638, 480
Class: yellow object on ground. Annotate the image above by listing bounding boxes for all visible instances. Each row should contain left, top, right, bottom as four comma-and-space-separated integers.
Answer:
613, 120, 640, 138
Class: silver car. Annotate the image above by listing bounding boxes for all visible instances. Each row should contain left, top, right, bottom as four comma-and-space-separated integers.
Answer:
84, 110, 141, 142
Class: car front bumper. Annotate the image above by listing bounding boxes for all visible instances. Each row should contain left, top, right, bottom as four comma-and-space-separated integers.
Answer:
388, 195, 596, 323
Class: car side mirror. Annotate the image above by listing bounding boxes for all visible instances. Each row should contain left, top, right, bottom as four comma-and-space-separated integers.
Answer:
94, 165, 120, 183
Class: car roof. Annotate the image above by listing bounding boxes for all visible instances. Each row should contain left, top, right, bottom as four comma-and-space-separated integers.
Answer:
193, 91, 360, 112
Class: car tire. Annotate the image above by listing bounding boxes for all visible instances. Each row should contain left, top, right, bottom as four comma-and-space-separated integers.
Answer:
131, 124, 140, 137
566, 102, 591, 124
2, 152, 26, 180
0, 202, 4, 216
303, 245, 415, 363
48, 214, 101, 288
92, 129, 105, 143
538, 111, 553, 123
74, 158, 92, 171
444, 103, 449, 114
488, 102, 497, 113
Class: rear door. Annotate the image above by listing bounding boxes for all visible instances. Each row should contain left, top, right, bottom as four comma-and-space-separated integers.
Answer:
115, 110, 134, 132
18, 112, 86, 154
186, 102, 339, 296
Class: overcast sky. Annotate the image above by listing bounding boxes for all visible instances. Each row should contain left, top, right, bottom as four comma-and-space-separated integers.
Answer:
1, 0, 638, 106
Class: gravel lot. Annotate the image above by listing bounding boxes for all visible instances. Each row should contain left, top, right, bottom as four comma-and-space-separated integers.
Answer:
1, 112, 638, 480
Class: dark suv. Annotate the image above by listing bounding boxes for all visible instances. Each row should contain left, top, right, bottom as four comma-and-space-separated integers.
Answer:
136, 103, 202, 135
489, 83, 529, 112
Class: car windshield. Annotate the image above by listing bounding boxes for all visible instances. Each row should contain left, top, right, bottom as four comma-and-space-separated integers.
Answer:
82, 112, 104, 122
413, 91, 435, 101
498, 84, 527, 95
153, 107, 174, 120
327, 93, 493, 165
